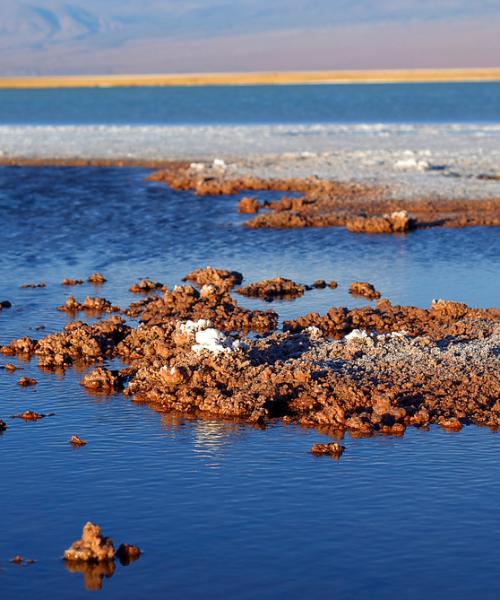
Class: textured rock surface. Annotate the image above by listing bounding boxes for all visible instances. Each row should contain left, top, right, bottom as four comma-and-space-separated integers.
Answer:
64, 522, 115, 563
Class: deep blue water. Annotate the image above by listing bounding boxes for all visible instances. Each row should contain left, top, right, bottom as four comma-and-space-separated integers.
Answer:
0, 167, 499, 598
1, 82, 500, 125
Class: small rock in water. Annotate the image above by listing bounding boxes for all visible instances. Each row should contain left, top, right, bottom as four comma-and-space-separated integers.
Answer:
116, 543, 142, 565
62, 278, 84, 286
10, 555, 34, 565
12, 411, 49, 421
0, 419, 7, 431
69, 435, 87, 447
20, 282, 46, 289
17, 376, 37, 387
64, 522, 115, 563
87, 272, 107, 284
2, 363, 16, 372
311, 442, 345, 458
0, 300, 12, 310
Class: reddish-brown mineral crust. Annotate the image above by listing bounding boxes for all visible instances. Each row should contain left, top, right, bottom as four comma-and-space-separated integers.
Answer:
349, 282, 382, 300
64, 522, 115, 563
126, 284, 277, 334
20, 282, 46, 289
311, 442, 345, 457
62, 278, 84, 286
238, 197, 262, 214
69, 434, 87, 446
34, 317, 130, 368
4, 266, 499, 440
1, 336, 36, 356
17, 376, 37, 387
283, 298, 500, 340
87, 273, 107, 284
147, 165, 499, 233
183, 267, 243, 290
116, 544, 141, 565
123, 326, 500, 433
236, 278, 306, 301
80, 368, 124, 392
58, 296, 120, 314
346, 211, 414, 233
129, 278, 164, 293
12, 411, 49, 420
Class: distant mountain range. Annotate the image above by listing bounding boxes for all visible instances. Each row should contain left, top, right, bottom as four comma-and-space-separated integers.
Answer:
1, 1, 499, 75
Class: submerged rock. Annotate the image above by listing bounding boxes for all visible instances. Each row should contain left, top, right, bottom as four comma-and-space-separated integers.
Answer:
348, 282, 381, 300
0, 300, 12, 310
0, 419, 7, 431
311, 442, 345, 458
80, 368, 124, 392
69, 435, 87, 447
116, 543, 142, 565
64, 522, 115, 563
236, 277, 305, 301
87, 272, 107, 284
17, 376, 37, 387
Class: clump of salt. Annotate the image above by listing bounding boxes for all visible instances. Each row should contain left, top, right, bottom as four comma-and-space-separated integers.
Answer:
192, 328, 242, 354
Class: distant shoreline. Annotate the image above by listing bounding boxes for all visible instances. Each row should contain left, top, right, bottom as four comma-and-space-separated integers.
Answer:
1, 68, 500, 89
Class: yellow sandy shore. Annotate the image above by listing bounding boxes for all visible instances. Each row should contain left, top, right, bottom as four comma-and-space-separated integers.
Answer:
1, 68, 500, 88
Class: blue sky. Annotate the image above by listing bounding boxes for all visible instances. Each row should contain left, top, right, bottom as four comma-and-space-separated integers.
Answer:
1, 1, 499, 74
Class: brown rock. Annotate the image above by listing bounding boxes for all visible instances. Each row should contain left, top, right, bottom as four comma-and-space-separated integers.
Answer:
17, 376, 37, 387
238, 197, 261, 214
80, 368, 124, 392
311, 442, 345, 457
64, 522, 115, 563
20, 282, 46, 288
69, 435, 87, 446
236, 277, 305, 301
183, 267, 243, 290
62, 278, 84, 286
87, 273, 107, 284
328, 280, 338, 289
116, 543, 142, 565
129, 278, 164, 293
312, 280, 327, 289
349, 282, 381, 300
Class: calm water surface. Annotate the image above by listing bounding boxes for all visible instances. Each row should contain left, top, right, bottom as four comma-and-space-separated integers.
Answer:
1, 82, 500, 125
0, 167, 499, 599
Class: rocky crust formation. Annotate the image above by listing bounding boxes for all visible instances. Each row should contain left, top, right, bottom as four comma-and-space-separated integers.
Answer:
2, 269, 499, 438
149, 164, 500, 232
236, 277, 305, 301
64, 522, 115, 563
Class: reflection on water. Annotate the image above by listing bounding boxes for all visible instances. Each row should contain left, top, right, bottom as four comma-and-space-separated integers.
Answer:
65, 560, 115, 592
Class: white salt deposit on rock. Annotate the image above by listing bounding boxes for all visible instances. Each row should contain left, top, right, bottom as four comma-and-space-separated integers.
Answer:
179, 319, 212, 335
192, 328, 242, 354
213, 158, 227, 170
344, 329, 370, 341
394, 157, 430, 171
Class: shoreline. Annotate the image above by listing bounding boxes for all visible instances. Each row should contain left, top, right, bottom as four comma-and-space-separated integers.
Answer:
1, 68, 500, 89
